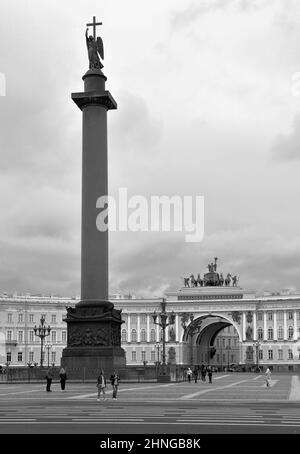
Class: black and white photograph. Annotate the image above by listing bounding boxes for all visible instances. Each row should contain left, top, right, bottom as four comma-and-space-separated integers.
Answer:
0, 0, 300, 448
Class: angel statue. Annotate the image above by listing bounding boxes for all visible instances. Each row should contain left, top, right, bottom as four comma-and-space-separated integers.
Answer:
86, 27, 104, 70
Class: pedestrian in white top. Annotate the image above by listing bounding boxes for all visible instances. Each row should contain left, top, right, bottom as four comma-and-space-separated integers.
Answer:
265, 368, 271, 387
186, 367, 193, 383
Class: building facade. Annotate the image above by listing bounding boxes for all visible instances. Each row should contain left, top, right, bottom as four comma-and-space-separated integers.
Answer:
0, 284, 300, 371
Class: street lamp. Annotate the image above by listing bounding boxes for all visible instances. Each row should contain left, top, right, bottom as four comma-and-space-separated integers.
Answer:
253, 341, 260, 372
152, 298, 175, 382
33, 317, 51, 368
45, 343, 52, 368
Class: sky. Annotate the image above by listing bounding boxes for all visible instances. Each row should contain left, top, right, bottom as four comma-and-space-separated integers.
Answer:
0, 0, 300, 297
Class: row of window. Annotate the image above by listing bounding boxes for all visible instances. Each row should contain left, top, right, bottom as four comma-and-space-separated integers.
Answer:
6, 351, 57, 363
257, 311, 299, 321
121, 329, 162, 342
7, 330, 67, 343
258, 349, 298, 360
215, 338, 239, 348
257, 326, 296, 340
6, 313, 62, 324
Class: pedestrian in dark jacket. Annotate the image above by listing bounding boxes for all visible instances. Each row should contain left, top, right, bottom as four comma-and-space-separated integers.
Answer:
96, 370, 107, 401
207, 365, 213, 384
59, 367, 67, 391
110, 371, 120, 400
200, 363, 206, 382
193, 367, 199, 383
46, 367, 54, 392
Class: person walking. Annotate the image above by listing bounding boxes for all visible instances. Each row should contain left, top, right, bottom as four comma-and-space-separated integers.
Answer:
96, 370, 107, 401
207, 365, 213, 384
110, 371, 120, 400
45, 367, 54, 392
200, 363, 206, 382
193, 367, 199, 383
59, 367, 67, 392
265, 367, 272, 387
186, 367, 193, 383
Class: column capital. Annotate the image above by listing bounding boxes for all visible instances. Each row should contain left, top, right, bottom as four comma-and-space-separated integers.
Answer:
72, 91, 117, 111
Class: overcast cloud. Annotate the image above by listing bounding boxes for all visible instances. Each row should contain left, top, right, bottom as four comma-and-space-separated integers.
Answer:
0, 0, 300, 297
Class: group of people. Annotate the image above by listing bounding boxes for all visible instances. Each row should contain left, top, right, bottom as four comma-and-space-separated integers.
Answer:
45, 366, 120, 399
186, 364, 213, 384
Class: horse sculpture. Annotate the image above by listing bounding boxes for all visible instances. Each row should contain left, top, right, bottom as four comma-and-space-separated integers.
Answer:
190, 274, 197, 287
225, 273, 232, 286
183, 277, 190, 287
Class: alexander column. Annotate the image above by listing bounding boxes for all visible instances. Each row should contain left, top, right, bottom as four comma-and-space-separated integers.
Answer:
61, 17, 125, 378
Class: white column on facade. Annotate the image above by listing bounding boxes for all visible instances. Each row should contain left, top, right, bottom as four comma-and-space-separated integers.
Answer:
146, 314, 150, 342
283, 311, 287, 340
274, 312, 277, 340
165, 325, 169, 342
253, 312, 257, 340
156, 324, 160, 342
175, 314, 179, 342
242, 312, 246, 341
127, 314, 131, 342
263, 311, 267, 341
294, 311, 297, 341
137, 314, 140, 342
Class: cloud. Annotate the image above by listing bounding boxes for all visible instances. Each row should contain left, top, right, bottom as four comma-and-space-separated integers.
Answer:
272, 114, 300, 160
171, 0, 269, 29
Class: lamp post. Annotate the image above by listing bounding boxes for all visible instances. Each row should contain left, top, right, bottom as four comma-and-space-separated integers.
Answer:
152, 299, 175, 382
33, 317, 51, 368
253, 341, 260, 372
45, 343, 52, 368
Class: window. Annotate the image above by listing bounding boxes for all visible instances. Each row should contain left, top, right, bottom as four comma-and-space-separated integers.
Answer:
121, 329, 127, 342
278, 326, 283, 340
222, 354, 226, 363
151, 350, 155, 362
29, 351, 34, 362
268, 312, 273, 321
141, 351, 146, 361
51, 331, 56, 344
150, 329, 156, 342
278, 349, 283, 360
29, 331, 34, 342
258, 328, 263, 340
234, 338, 237, 347
131, 329, 137, 342
51, 351, 56, 364
29, 314, 34, 323
131, 315, 137, 324
231, 354, 234, 363
222, 338, 225, 347
7, 330, 12, 341
140, 329, 146, 342
7, 352, 11, 362
268, 350, 273, 360
288, 349, 293, 360
18, 352, 22, 362
216, 338, 220, 347
140, 315, 147, 324
288, 326, 294, 340
259, 350, 263, 360
18, 313, 23, 323
227, 339, 231, 347
51, 315, 56, 324
18, 331, 23, 343
277, 311, 283, 321
267, 328, 273, 340
131, 351, 137, 362
7, 313, 12, 323
216, 354, 220, 362
257, 312, 263, 321
288, 311, 293, 320
62, 331, 67, 343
